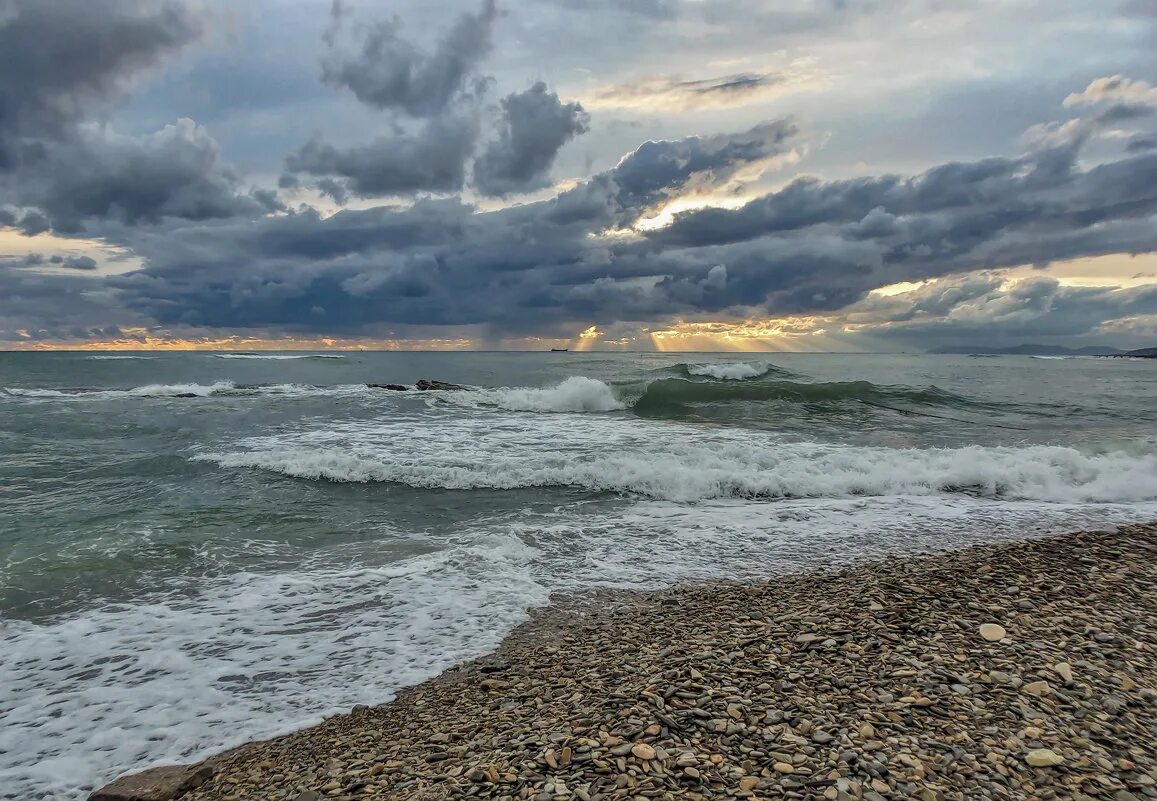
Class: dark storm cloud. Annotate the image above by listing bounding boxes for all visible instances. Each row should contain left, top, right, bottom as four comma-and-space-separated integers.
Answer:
321, 0, 497, 117
285, 115, 480, 199
17, 254, 101, 270
16, 120, 266, 233
555, 0, 678, 19
588, 72, 785, 110
1128, 134, 1157, 152
473, 83, 590, 197
859, 276, 1157, 349
0, 258, 134, 340
0, 0, 204, 158
611, 120, 798, 213
98, 109, 1157, 338
0, 0, 270, 233
106, 121, 800, 331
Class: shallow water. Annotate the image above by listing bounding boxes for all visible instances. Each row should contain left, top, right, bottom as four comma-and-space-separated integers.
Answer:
2, 351, 1156, 799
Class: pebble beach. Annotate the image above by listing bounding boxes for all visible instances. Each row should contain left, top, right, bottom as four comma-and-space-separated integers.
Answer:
94, 524, 1156, 801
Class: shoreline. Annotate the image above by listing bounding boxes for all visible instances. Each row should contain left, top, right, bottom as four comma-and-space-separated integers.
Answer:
94, 524, 1157, 801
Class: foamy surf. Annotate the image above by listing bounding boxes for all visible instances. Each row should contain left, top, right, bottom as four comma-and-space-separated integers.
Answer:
686, 361, 777, 380
3, 494, 1153, 801
212, 354, 346, 360
2, 383, 372, 401
441, 376, 627, 413
193, 411, 1157, 504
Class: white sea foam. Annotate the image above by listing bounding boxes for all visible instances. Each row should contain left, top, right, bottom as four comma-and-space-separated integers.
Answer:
3, 382, 371, 401
127, 381, 237, 397
196, 442, 1157, 503
4, 493, 1154, 800
444, 376, 627, 412
212, 353, 345, 360
84, 355, 155, 360
687, 361, 773, 380
0, 532, 548, 801
194, 411, 1157, 504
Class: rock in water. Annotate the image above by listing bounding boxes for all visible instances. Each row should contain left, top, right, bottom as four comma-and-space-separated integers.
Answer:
89, 765, 213, 801
1025, 749, 1065, 767
415, 379, 468, 391
979, 623, 1007, 642
367, 384, 408, 391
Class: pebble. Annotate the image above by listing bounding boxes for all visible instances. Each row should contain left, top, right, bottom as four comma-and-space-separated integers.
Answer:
629, 743, 655, 761
1026, 749, 1065, 767
980, 623, 1007, 642
125, 525, 1155, 801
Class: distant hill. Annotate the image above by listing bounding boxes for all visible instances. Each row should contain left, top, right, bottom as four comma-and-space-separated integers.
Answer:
930, 343, 1125, 356
1124, 347, 1157, 357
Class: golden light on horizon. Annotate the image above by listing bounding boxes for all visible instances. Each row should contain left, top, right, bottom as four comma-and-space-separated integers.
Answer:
4, 332, 479, 352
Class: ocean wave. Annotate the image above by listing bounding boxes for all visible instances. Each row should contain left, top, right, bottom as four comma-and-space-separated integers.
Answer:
631, 377, 993, 417
194, 441, 1157, 504
674, 360, 797, 380
84, 355, 155, 361
437, 375, 994, 418
212, 353, 345, 360
2, 382, 370, 400
441, 376, 627, 412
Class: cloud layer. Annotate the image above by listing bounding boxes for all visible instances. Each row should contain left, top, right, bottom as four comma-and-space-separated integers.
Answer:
2, 1, 1157, 349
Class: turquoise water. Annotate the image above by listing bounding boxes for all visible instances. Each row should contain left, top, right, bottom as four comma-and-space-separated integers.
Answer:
2, 351, 1156, 799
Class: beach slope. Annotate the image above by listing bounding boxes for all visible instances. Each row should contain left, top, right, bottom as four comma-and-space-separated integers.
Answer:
97, 524, 1157, 801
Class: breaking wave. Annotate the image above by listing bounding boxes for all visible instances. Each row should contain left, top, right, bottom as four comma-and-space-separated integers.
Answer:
438, 375, 995, 418
194, 441, 1157, 504
632, 377, 992, 416
2, 382, 369, 400
670, 361, 799, 381
443, 376, 626, 413
212, 353, 345, 360
84, 355, 155, 361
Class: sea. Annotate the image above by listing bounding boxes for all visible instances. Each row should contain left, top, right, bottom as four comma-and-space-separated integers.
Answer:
2, 351, 1156, 799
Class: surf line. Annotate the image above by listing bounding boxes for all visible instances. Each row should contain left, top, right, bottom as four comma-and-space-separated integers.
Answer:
855, 398, 1030, 431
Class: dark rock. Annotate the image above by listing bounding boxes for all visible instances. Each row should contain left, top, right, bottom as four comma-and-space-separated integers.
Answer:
367, 384, 408, 391
89, 764, 213, 801
415, 379, 468, 391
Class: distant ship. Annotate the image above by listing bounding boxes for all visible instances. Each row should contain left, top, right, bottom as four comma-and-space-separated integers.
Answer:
550, 347, 569, 352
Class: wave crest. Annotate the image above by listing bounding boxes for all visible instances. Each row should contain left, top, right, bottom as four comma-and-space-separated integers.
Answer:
194, 441, 1157, 504
212, 353, 345, 360
444, 376, 627, 413
675, 361, 794, 380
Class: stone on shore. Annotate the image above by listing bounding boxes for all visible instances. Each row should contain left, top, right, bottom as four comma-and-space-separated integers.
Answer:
1025, 748, 1065, 767
127, 524, 1155, 801
979, 622, 1007, 641
89, 765, 213, 801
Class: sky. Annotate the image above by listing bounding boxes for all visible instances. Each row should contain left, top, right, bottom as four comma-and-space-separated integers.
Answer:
1, 0, 1156, 352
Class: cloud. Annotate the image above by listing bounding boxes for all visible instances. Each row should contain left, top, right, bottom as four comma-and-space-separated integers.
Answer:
0, 0, 205, 162
0, 1, 269, 233
846, 273, 1157, 349
553, 0, 678, 19
610, 119, 799, 214
1064, 75, 1157, 109
1128, 134, 1157, 153
12, 119, 265, 232
285, 115, 480, 200
582, 64, 828, 111
108, 106, 1157, 340
321, 0, 497, 117
0, 251, 97, 269
473, 83, 590, 197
